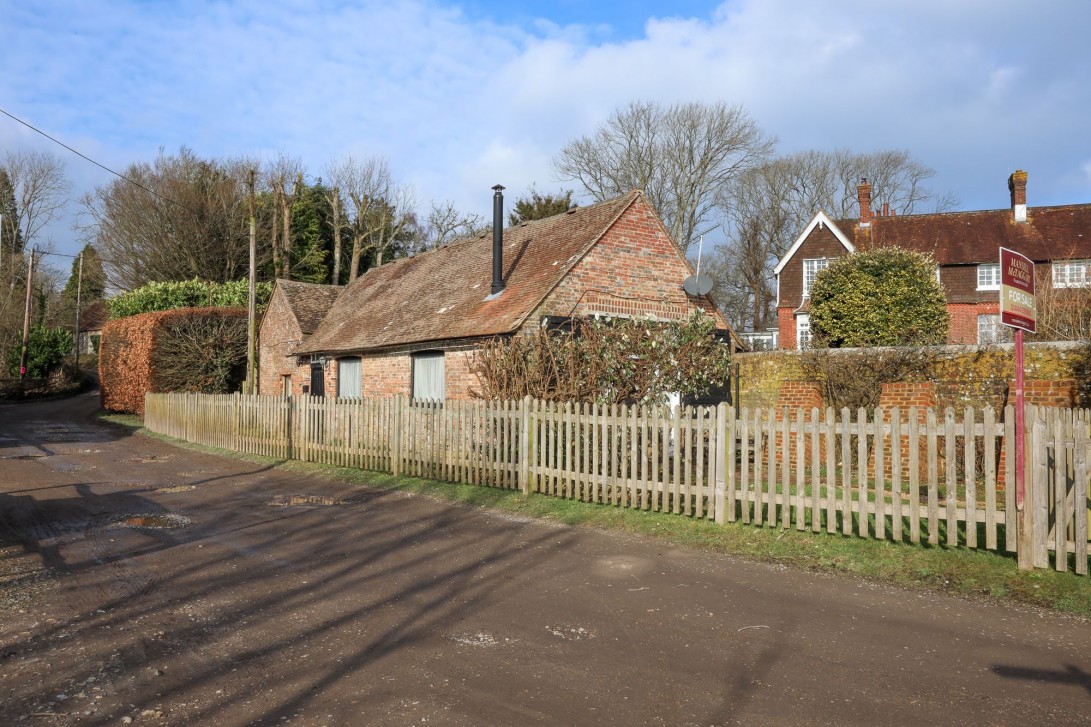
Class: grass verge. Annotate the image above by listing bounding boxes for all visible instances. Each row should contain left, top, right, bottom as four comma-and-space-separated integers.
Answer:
115, 413, 1091, 619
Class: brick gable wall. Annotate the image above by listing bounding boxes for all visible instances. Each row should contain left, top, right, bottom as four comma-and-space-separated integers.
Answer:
537, 198, 719, 324
258, 287, 308, 395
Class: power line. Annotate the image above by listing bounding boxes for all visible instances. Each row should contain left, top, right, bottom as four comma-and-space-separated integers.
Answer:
0, 106, 191, 212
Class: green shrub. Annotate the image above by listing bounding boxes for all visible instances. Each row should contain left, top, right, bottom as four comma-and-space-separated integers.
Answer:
6, 325, 73, 378
810, 246, 949, 347
108, 278, 273, 319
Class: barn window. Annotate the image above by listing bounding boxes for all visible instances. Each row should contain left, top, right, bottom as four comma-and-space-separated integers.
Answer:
337, 357, 362, 398
412, 351, 445, 401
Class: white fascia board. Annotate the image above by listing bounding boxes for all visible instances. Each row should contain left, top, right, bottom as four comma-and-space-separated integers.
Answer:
772, 211, 854, 275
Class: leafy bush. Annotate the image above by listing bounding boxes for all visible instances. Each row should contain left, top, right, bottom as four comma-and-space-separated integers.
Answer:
810, 247, 948, 347
5, 325, 73, 378
471, 313, 731, 405
108, 278, 272, 319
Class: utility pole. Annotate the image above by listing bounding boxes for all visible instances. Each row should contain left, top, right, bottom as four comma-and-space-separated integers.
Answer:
19, 246, 35, 383
246, 168, 257, 394
74, 249, 84, 372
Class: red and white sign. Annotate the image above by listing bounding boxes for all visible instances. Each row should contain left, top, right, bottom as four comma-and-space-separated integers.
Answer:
999, 247, 1036, 333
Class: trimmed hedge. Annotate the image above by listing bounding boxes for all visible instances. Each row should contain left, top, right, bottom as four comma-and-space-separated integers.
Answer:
108, 279, 273, 319
99, 307, 248, 414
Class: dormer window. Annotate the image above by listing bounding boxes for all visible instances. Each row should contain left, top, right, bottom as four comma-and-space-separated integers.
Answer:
802, 258, 829, 298
977, 263, 1000, 290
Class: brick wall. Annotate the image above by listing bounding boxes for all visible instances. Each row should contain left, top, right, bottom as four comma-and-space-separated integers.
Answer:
947, 302, 999, 345
257, 287, 304, 395
778, 308, 797, 351
1012, 378, 1076, 408
538, 197, 723, 325
775, 381, 823, 414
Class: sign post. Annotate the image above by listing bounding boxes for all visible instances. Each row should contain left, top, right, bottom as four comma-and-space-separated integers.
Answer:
999, 247, 1035, 569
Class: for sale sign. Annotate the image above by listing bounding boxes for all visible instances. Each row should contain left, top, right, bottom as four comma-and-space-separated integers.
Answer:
1000, 247, 1036, 333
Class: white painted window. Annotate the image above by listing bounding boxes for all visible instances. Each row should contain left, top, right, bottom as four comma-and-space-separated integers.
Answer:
1052, 259, 1091, 288
802, 259, 829, 298
412, 352, 445, 401
977, 314, 1011, 344
337, 357, 362, 398
977, 263, 1000, 290
796, 314, 812, 350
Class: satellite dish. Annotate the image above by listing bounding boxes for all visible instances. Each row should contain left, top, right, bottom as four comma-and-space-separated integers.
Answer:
683, 273, 714, 296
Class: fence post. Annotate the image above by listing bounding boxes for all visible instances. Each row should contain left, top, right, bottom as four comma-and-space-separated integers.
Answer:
233, 392, 241, 451
391, 395, 404, 477
715, 403, 727, 524
520, 396, 531, 495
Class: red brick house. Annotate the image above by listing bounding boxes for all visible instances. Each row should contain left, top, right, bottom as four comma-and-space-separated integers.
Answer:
258, 280, 343, 396
270, 189, 731, 400
773, 170, 1091, 349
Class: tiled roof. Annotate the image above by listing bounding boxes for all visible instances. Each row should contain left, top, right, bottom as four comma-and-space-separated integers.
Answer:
297, 191, 644, 354
277, 280, 343, 335
838, 204, 1091, 265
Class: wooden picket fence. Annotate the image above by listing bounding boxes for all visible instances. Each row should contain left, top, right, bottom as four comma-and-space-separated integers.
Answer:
144, 392, 1091, 575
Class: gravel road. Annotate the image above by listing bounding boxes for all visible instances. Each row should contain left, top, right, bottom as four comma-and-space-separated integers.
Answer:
1, 391, 1089, 725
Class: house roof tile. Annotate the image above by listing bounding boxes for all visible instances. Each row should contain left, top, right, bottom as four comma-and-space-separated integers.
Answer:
839, 204, 1091, 265
277, 280, 343, 335
297, 191, 649, 355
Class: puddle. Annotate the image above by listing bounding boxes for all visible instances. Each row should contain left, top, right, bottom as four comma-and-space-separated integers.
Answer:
113, 513, 191, 529
266, 495, 352, 507
156, 484, 197, 493
125, 454, 173, 464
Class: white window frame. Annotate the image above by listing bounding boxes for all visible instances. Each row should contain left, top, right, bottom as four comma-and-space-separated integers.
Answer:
1051, 259, 1091, 288
411, 351, 445, 402
796, 314, 812, 350
802, 258, 829, 298
977, 314, 1012, 344
977, 263, 1000, 291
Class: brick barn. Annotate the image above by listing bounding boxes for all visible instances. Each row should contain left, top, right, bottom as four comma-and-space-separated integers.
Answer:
773, 170, 1091, 349
257, 280, 343, 396
263, 188, 732, 400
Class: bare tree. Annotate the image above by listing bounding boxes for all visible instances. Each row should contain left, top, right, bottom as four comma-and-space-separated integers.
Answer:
81, 148, 253, 290
416, 200, 485, 251
337, 156, 415, 281
554, 100, 775, 252
321, 159, 350, 284
713, 149, 956, 331
1, 150, 69, 254
263, 155, 305, 280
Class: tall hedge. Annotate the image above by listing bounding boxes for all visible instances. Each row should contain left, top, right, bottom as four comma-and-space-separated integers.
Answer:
99, 307, 248, 414
108, 278, 272, 319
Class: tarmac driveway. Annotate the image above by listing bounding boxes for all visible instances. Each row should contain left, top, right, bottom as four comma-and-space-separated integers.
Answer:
1, 391, 1089, 725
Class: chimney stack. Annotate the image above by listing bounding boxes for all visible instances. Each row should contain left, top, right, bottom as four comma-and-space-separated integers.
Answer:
491, 184, 505, 295
1009, 170, 1027, 223
858, 178, 873, 227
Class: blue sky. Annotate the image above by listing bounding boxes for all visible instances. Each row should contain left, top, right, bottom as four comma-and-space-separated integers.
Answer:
2, 0, 1090, 263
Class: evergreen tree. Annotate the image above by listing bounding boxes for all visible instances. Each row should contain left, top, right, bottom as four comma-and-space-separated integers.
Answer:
508, 188, 576, 225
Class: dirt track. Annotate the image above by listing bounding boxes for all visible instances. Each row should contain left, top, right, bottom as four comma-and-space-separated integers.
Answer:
1, 392, 1089, 725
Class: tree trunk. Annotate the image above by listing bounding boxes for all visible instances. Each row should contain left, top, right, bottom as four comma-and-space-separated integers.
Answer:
348, 231, 364, 283
331, 186, 342, 284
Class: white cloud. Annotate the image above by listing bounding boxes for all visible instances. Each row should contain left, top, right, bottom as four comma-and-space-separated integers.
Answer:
2, 0, 1091, 259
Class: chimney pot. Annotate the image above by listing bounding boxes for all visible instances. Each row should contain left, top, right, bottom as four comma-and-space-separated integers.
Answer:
1009, 169, 1027, 223
491, 184, 506, 295
857, 178, 873, 227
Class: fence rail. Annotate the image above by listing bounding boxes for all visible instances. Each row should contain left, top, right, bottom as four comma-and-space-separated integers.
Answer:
144, 393, 1091, 576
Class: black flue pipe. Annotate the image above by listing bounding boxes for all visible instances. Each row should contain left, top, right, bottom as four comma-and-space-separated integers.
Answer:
491, 184, 505, 295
